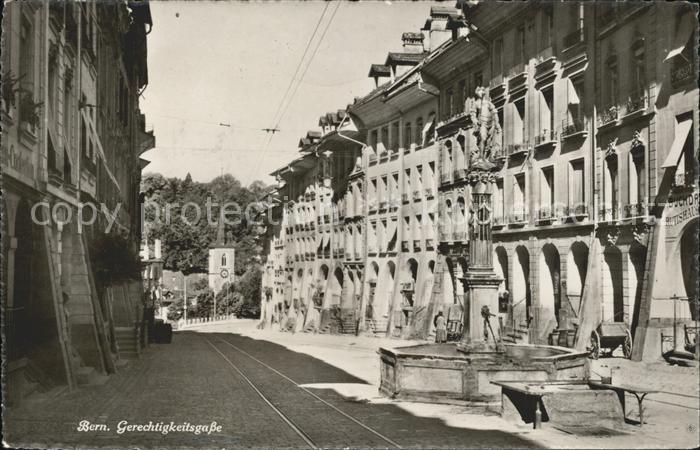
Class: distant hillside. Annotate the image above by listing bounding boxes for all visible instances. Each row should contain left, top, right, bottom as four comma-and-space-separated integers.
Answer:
141, 172, 270, 275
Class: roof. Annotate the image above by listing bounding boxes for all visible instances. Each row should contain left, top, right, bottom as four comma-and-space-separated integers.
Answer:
385, 52, 429, 66
430, 5, 462, 18
368, 64, 391, 78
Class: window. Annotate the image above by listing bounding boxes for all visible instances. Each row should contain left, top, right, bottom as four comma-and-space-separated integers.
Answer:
370, 129, 379, 149
632, 44, 646, 97
629, 150, 645, 206
567, 77, 584, 126
63, 71, 73, 146
540, 167, 554, 219
514, 173, 527, 216
604, 156, 619, 219
415, 117, 423, 146
380, 175, 388, 204
605, 56, 618, 107
673, 115, 696, 187
473, 71, 483, 90
493, 38, 503, 76
495, 179, 504, 221
527, 20, 536, 59
457, 80, 466, 112
80, 117, 87, 158
392, 173, 400, 202
541, 87, 554, 135
513, 99, 526, 145
403, 122, 412, 149
445, 140, 453, 170
516, 26, 526, 64
569, 159, 585, 210
542, 7, 553, 49
19, 16, 34, 94
426, 162, 436, 191
222, 254, 227, 266
391, 121, 400, 150
380, 126, 389, 150
445, 88, 454, 118
416, 165, 423, 192
404, 169, 411, 198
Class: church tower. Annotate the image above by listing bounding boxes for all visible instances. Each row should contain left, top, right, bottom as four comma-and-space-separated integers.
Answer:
208, 217, 235, 294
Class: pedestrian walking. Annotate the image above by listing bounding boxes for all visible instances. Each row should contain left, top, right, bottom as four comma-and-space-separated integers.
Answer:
434, 311, 447, 343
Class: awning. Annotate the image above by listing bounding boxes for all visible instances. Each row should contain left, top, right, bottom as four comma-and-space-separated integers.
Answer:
386, 219, 398, 243
664, 13, 696, 62
567, 77, 580, 105
661, 118, 692, 168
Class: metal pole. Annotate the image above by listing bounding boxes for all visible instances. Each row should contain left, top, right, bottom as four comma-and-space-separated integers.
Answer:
672, 294, 677, 351
183, 274, 187, 324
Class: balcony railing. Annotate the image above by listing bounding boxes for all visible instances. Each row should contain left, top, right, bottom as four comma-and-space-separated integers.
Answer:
506, 143, 528, 156
564, 204, 588, 218
622, 202, 649, 219
453, 231, 467, 241
424, 188, 434, 198
561, 118, 586, 138
671, 60, 694, 87
536, 206, 554, 223
597, 105, 619, 126
534, 130, 558, 148
413, 240, 422, 251
563, 28, 583, 49
509, 211, 529, 224
402, 193, 410, 203
368, 154, 378, 165
625, 91, 647, 115
599, 204, 619, 221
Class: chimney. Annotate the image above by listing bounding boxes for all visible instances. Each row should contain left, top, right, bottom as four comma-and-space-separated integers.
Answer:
422, 6, 462, 51
401, 32, 425, 54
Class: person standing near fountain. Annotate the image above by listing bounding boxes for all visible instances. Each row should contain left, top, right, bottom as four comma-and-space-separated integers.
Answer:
434, 311, 447, 343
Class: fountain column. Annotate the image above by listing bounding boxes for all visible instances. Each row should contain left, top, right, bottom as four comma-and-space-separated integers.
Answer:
458, 173, 504, 354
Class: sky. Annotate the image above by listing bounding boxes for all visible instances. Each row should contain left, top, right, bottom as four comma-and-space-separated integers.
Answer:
140, 0, 442, 186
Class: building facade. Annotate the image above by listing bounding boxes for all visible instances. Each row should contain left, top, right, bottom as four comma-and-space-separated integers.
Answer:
2, 1, 155, 405
259, 1, 698, 361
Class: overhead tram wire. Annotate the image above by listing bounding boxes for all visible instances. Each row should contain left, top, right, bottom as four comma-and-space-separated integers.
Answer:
266, 1, 331, 131
253, 1, 342, 178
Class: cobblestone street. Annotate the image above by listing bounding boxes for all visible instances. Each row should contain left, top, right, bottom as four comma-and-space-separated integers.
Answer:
4, 327, 539, 449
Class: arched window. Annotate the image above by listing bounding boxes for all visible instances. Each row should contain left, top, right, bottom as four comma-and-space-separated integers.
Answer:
221, 254, 227, 266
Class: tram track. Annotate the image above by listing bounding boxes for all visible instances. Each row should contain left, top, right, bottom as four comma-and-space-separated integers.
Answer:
205, 335, 402, 449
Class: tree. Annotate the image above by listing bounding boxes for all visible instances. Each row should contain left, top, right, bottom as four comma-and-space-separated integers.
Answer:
140, 172, 269, 274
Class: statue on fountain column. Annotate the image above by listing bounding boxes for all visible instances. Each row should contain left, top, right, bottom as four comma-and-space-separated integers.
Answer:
465, 86, 503, 170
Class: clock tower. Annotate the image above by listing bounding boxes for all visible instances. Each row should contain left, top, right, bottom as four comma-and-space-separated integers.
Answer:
209, 218, 235, 294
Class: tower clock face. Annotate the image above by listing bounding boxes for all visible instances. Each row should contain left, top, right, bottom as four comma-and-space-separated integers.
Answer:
220, 268, 229, 279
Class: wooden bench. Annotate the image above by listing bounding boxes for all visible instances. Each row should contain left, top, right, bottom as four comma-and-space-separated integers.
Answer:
588, 381, 658, 426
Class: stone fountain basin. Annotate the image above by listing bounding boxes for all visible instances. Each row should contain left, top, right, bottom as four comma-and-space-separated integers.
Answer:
378, 343, 589, 407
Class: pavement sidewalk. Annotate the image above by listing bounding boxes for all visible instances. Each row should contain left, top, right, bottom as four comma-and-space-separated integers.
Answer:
192, 319, 700, 449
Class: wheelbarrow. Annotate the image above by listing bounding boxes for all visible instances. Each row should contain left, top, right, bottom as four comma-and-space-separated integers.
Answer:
589, 322, 632, 359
